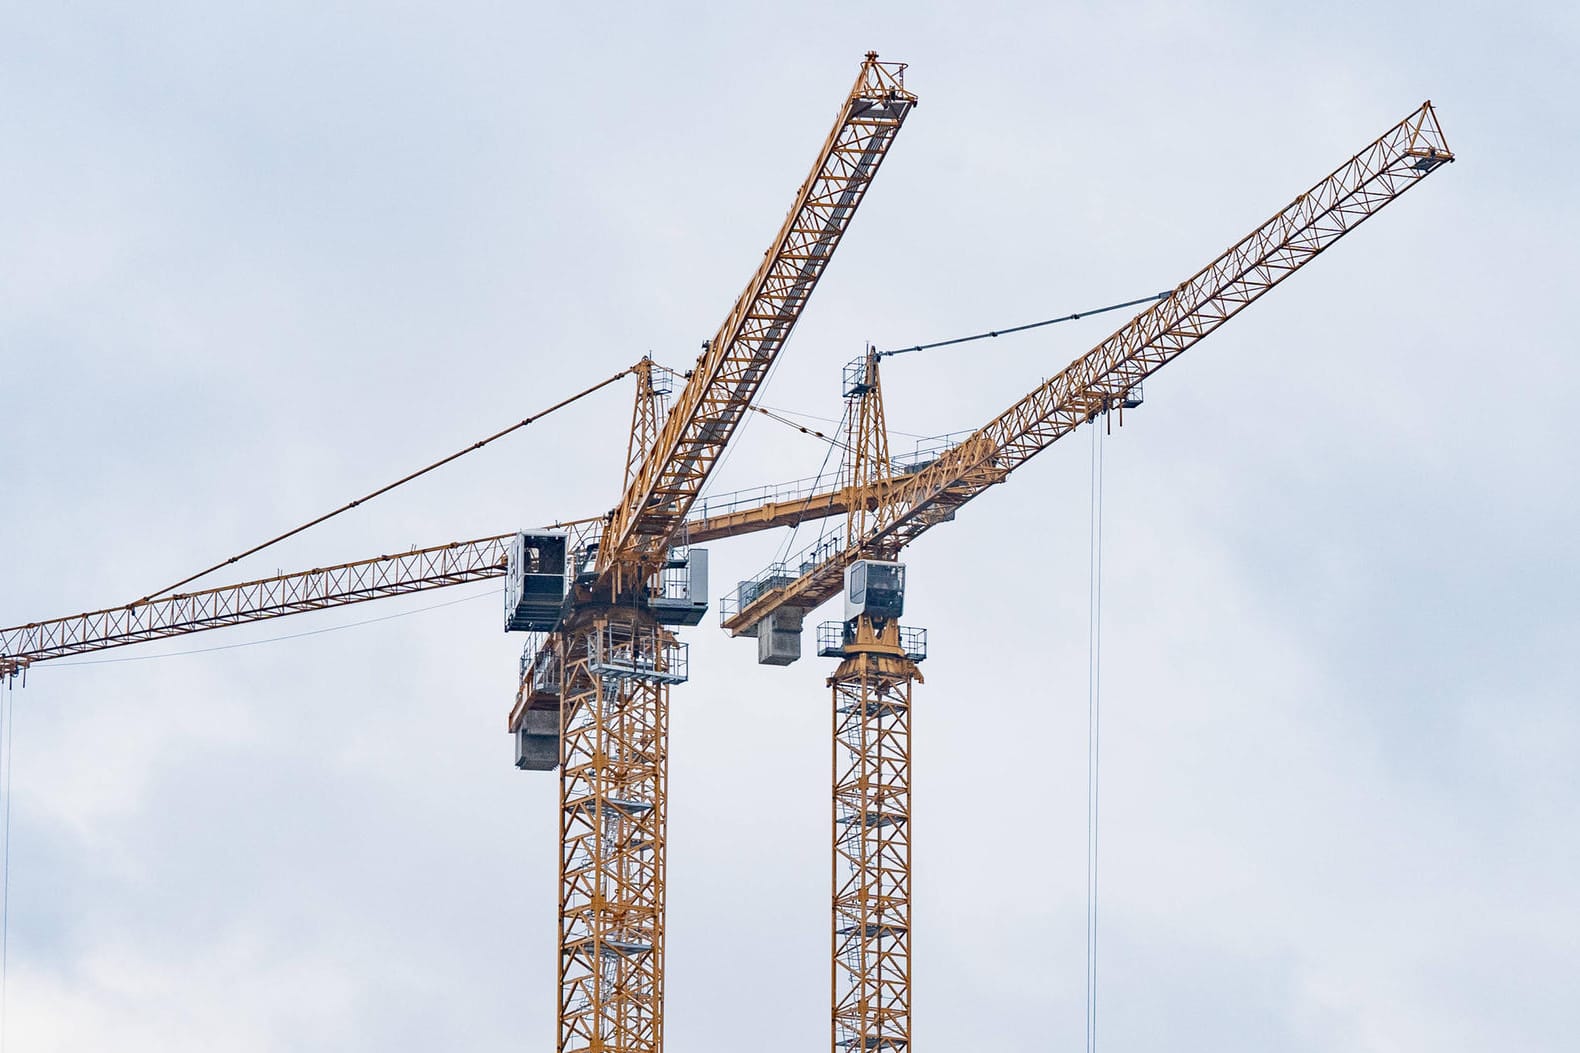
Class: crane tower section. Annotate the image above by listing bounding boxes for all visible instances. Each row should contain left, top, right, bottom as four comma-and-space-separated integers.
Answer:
820, 579, 926, 1052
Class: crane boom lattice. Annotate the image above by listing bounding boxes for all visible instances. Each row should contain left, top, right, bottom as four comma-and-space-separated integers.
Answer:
600, 54, 915, 575
722, 100, 1454, 635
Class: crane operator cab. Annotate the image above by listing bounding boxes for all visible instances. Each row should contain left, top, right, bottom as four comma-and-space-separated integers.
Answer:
505, 531, 570, 632
844, 559, 906, 622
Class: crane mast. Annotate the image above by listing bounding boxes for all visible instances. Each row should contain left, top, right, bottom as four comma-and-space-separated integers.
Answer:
825, 352, 923, 1051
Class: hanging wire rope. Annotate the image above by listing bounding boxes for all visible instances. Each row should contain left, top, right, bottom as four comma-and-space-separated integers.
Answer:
1085, 415, 1106, 1053
136, 365, 636, 606
878, 291, 1170, 359
53, 585, 498, 668
1, 681, 13, 1053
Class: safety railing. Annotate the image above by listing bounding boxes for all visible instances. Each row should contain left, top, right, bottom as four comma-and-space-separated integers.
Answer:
586, 622, 689, 683
892, 431, 973, 476
722, 532, 846, 624
693, 475, 828, 521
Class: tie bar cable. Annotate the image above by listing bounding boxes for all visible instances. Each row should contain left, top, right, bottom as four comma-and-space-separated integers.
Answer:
136, 364, 636, 605
878, 292, 1171, 359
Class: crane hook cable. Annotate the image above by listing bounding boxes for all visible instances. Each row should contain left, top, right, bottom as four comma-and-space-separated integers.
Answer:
1085, 417, 1105, 1053
1, 680, 14, 1052
135, 364, 636, 605
877, 291, 1171, 359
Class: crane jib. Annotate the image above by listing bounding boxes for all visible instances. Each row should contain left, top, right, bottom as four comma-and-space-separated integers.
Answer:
719, 100, 1454, 635
598, 61, 916, 574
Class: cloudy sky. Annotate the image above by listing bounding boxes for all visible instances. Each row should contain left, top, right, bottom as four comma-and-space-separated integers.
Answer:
2, 2, 1576, 1050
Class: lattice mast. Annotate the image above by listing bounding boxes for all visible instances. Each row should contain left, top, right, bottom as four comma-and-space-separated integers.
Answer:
624, 357, 672, 495
555, 609, 682, 1052
829, 616, 919, 1052
842, 347, 896, 552
826, 350, 920, 1051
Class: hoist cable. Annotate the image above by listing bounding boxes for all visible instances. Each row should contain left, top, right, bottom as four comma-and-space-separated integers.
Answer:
1085, 417, 1105, 1053
878, 292, 1171, 359
136, 365, 635, 605
0, 684, 13, 1053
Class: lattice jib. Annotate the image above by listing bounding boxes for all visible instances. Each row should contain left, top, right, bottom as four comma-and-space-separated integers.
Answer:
601, 56, 917, 572
721, 101, 1454, 634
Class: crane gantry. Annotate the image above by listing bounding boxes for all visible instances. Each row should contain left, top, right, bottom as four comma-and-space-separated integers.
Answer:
0, 55, 1453, 1053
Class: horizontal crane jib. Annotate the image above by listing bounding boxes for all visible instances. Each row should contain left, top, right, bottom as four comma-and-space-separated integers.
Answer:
0, 490, 826, 668
599, 57, 915, 574
0, 536, 516, 666
720, 100, 1454, 634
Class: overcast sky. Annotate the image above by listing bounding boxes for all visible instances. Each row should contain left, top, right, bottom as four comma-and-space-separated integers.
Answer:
1, 2, 1576, 1051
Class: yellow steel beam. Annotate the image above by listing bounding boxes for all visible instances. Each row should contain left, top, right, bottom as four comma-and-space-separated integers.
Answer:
828, 615, 919, 1053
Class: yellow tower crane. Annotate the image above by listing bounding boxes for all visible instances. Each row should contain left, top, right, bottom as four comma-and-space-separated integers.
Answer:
0, 59, 1455, 1053
2, 52, 916, 1053
718, 101, 1454, 1053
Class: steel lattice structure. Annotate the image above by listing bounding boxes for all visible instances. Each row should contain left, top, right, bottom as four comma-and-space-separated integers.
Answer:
0, 534, 516, 670
0, 483, 838, 678
721, 100, 1454, 635
829, 616, 920, 1052
601, 55, 915, 577
556, 610, 679, 1053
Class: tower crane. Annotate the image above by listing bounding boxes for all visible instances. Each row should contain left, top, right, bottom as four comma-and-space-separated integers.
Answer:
0, 60, 1454, 1053
716, 100, 1454, 1053
3, 52, 916, 1053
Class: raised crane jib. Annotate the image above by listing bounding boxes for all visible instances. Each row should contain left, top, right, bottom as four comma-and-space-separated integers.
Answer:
598, 53, 916, 579
720, 100, 1454, 634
